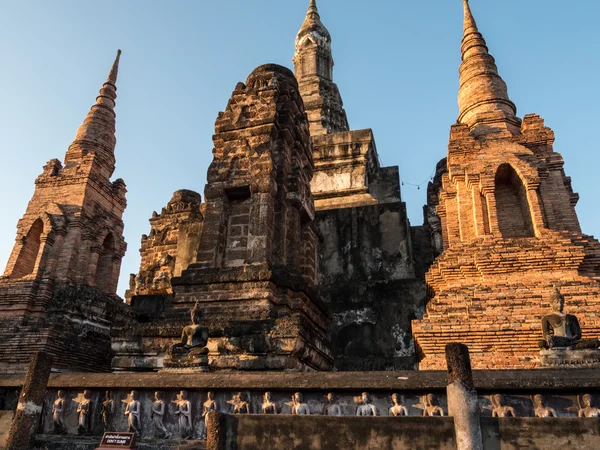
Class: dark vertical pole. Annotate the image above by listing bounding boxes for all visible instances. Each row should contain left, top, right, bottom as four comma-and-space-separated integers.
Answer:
5, 352, 53, 449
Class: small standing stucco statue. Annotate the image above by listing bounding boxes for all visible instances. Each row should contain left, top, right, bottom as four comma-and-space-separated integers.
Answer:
74, 390, 93, 435
262, 392, 277, 414
101, 391, 115, 432
201, 391, 217, 439
578, 394, 600, 418
422, 394, 444, 417
532, 394, 557, 418
52, 390, 67, 435
324, 393, 342, 416
152, 391, 171, 438
490, 394, 516, 418
291, 392, 310, 415
232, 392, 250, 414
539, 286, 600, 350
356, 392, 377, 416
389, 393, 408, 417
173, 390, 193, 439
124, 390, 142, 437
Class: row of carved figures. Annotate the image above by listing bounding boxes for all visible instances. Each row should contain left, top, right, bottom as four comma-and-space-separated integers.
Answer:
488, 393, 600, 418
52, 390, 600, 440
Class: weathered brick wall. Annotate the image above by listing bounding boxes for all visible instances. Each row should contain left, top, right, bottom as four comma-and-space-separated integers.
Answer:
0, 281, 132, 374
314, 167, 428, 370
311, 129, 381, 211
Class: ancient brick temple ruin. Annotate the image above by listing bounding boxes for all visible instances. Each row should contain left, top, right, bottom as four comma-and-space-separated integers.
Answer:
0, 50, 131, 375
1, 1, 600, 449
411, 1, 600, 370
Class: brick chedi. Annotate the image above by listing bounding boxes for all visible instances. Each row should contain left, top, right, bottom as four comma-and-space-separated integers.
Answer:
412, 0, 600, 369
113, 63, 333, 371
0, 51, 130, 374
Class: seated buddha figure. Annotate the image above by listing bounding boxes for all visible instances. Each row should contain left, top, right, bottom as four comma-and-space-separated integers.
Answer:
167, 302, 209, 360
539, 287, 599, 350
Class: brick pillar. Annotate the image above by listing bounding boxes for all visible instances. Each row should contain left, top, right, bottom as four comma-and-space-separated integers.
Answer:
5, 352, 53, 449
206, 411, 226, 450
445, 343, 482, 450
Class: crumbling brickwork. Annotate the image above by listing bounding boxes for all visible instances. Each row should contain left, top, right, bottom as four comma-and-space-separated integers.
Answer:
126, 190, 203, 300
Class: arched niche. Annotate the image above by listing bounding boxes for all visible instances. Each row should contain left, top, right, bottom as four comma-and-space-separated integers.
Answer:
95, 233, 116, 293
12, 219, 44, 278
494, 164, 534, 238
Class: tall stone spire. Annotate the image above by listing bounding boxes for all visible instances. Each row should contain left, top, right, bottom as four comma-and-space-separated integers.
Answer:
65, 50, 122, 174
457, 0, 519, 136
293, 0, 349, 136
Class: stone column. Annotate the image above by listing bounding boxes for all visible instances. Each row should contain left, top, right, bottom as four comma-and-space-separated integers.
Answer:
206, 411, 226, 450
5, 352, 53, 449
445, 343, 483, 450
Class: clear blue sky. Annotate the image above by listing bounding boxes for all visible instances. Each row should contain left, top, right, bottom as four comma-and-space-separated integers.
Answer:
0, 0, 598, 296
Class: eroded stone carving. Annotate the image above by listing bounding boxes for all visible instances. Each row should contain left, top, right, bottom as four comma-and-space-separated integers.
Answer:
324, 393, 341, 416
152, 391, 171, 439
539, 287, 599, 350
74, 390, 93, 435
291, 392, 310, 415
262, 392, 277, 414
356, 392, 377, 416
539, 287, 600, 368
101, 391, 115, 432
231, 392, 250, 414
389, 393, 408, 417
578, 394, 600, 418
123, 390, 142, 437
420, 394, 444, 417
532, 394, 557, 418
201, 391, 217, 439
162, 302, 209, 372
173, 390, 193, 439
490, 394, 516, 417
52, 390, 67, 435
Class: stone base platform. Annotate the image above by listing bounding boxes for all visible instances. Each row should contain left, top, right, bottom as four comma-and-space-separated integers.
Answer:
34, 435, 206, 450
160, 353, 209, 373
540, 348, 600, 368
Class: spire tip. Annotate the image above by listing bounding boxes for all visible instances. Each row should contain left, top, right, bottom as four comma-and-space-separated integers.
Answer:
107, 49, 122, 84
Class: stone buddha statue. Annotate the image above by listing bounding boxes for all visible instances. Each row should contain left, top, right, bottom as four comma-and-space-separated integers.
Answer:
539, 287, 599, 350
162, 302, 210, 371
